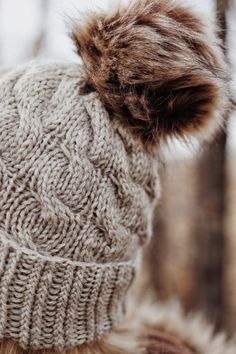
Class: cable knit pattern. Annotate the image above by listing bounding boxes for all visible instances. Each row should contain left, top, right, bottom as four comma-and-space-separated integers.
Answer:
0, 62, 159, 350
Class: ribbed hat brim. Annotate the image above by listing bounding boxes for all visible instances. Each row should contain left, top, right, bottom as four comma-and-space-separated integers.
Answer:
0, 234, 135, 350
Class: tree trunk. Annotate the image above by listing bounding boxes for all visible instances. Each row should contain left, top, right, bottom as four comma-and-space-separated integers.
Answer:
30, 0, 49, 57
193, 0, 228, 330
0, 0, 2, 65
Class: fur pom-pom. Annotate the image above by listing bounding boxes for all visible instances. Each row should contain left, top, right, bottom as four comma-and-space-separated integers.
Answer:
72, 0, 231, 147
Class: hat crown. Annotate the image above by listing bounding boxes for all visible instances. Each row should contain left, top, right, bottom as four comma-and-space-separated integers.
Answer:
0, 63, 159, 265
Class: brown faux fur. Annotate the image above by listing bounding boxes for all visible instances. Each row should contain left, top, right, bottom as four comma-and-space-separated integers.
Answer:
72, 0, 230, 148
142, 327, 196, 354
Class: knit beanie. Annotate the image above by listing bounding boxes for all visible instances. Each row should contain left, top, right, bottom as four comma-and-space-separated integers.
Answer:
0, 0, 230, 351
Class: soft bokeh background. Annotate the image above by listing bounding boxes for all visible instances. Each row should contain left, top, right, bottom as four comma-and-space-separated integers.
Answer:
0, 0, 236, 335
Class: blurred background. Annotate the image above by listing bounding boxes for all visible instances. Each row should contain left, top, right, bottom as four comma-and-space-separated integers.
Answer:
0, 0, 236, 335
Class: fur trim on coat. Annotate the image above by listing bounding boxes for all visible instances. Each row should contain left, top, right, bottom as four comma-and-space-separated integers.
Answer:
134, 300, 236, 354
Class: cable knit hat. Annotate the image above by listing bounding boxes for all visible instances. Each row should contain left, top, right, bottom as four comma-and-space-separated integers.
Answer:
0, 63, 160, 350
0, 0, 230, 351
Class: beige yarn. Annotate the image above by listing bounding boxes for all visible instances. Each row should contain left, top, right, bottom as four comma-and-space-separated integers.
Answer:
0, 63, 159, 350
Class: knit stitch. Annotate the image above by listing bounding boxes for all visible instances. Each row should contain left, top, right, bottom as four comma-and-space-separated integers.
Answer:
0, 62, 159, 350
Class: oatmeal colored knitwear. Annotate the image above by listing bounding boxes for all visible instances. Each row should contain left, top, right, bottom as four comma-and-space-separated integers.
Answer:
0, 63, 159, 350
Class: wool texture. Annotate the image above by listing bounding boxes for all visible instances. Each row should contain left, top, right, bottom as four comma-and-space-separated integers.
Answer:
72, 0, 231, 147
0, 328, 142, 354
0, 63, 159, 350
